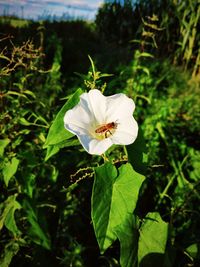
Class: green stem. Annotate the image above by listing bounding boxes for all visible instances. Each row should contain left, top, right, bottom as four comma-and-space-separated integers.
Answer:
102, 153, 109, 162
123, 145, 128, 159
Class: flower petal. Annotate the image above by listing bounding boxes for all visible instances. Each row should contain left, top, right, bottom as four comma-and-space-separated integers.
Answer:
64, 103, 92, 135
80, 89, 107, 124
110, 116, 138, 145
106, 93, 135, 122
63, 89, 138, 155
78, 134, 113, 155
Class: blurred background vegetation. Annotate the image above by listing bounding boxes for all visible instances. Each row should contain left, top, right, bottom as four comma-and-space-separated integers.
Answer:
0, 0, 200, 266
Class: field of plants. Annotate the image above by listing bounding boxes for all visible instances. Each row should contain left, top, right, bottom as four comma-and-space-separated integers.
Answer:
0, 0, 200, 266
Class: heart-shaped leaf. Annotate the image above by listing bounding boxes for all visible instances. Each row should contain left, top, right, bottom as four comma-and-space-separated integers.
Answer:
92, 162, 145, 253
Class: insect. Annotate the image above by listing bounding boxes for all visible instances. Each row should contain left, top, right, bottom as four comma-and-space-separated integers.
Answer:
95, 122, 118, 138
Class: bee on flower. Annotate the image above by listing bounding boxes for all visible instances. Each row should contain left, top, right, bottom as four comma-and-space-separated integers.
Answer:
64, 89, 138, 155
95, 121, 118, 138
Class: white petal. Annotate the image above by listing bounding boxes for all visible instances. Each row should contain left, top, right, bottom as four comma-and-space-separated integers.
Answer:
64, 103, 92, 135
80, 89, 107, 124
105, 93, 135, 122
64, 90, 138, 155
110, 116, 138, 145
78, 134, 113, 155
64, 122, 89, 136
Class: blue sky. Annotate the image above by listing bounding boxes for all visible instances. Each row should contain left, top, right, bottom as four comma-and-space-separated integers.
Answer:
0, 0, 104, 20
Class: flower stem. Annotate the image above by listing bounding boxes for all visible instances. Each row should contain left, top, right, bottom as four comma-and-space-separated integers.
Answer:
102, 153, 109, 162
123, 145, 128, 159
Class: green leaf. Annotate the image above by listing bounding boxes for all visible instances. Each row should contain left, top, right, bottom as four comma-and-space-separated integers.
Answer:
0, 139, 10, 157
3, 157, 20, 186
0, 240, 20, 267
45, 138, 80, 161
44, 88, 83, 148
138, 212, 168, 266
127, 128, 148, 175
185, 243, 199, 259
99, 73, 114, 78
19, 117, 33, 126
6, 91, 28, 99
189, 149, 200, 181
139, 52, 154, 58
92, 162, 145, 253
114, 214, 139, 267
23, 173, 36, 198
88, 55, 96, 77
0, 195, 21, 236
45, 145, 60, 161
22, 199, 51, 250
135, 66, 150, 76
49, 165, 59, 182
23, 89, 36, 98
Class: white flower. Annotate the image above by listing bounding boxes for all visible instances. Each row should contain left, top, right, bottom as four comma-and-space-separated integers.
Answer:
64, 89, 138, 155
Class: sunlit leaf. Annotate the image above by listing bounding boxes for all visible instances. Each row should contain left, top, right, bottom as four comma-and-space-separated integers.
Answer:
44, 88, 83, 148
6, 91, 28, 99
23, 89, 36, 98
23, 173, 36, 198
88, 55, 96, 76
92, 162, 145, 253
19, 117, 32, 126
0, 194, 21, 236
138, 212, 168, 266
185, 243, 199, 259
50, 165, 59, 182
0, 139, 10, 157
138, 52, 154, 58
45, 145, 60, 161
3, 157, 20, 186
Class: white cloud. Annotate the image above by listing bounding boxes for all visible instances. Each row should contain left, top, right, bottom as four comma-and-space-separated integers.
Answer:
0, 0, 103, 20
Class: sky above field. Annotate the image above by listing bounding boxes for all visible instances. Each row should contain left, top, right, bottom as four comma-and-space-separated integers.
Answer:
0, 0, 104, 20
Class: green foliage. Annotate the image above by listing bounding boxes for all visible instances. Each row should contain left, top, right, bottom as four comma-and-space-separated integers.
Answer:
186, 243, 199, 260
0, 240, 21, 267
0, 1, 200, 266
138, 212, 168, 266
43, 88, 84, 160
92, 163, 145, 252
176, 0, 200, 75
0, 139, 10, 156
127, 129, 148, 175
0, 35, 59, 265
114, 214, 138, 267
114, 212, 168, 267
0, 17, 30, 28
44, 88, 83, 147
22, 199, 51, 250
2, 157, 20, 186
0, 195, 21, 236
95, 0, 138, 43
83, 55, 113, 91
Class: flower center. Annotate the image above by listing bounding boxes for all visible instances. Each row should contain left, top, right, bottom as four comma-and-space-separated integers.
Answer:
90, 122, 118, 140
